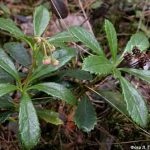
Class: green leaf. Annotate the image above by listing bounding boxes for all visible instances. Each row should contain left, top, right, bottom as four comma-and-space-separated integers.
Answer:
91, 1, 102, 9
0, 95, 14, 109
0, 68, 14, 83
74, 95, 97, 132
99, 90, 128, 115
37, 109, 63, 125
104, 19, 118, 61
48, 31, 78, 44
61, 69, 93, 80
30, 48, 76, 82
120, 68, 150, 84
0, 111, 11, 123
0, 83, 17, 97
34, 5, 50, 36
124, 32, 149, 53
82, 55, 113, 75
120, 77, 148, 127
30, 82, 77, 105
69, 26, 104, 55
4, 42, 31, 67
53, 48, 76, 62
0, 18, 24, 37
19, 92, 40, 149
0, 48, 19, 81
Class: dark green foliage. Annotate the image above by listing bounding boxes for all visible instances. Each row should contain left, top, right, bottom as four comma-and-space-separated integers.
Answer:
0, 4, 149, 149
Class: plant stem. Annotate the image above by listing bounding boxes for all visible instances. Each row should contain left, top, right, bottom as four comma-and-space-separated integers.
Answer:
22, 43, 38, 90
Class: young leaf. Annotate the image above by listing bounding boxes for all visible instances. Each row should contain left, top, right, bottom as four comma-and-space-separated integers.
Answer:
69, 26, 104, 56
4, 42, 31, 67
37, 109, 63, 125
0, 48, 19, 81
0, 83, 17, 97
120, 68, 150, 84
120, 77, 148, 127
124, 32, 149, 53
0, 18, 24, 37
29, 82, 77, 105
74, 95, 97, 132
34, 5, 50, 36
82, 55, 113, 75
104, 19, 118, 61
19, 92, 40, 149
30, 48, 76, 82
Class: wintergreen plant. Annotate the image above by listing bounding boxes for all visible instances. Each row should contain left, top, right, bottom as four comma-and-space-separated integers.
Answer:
66, 20, 150, 130
0, 5, 77, 149
0, 4, 150, 150
48, 18, 150, 133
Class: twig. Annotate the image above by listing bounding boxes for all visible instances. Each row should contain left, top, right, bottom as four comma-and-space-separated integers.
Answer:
50, 0, 92, 55
78, 0, 94, 35
137, 0, 148, 32
85, 85, 150, 138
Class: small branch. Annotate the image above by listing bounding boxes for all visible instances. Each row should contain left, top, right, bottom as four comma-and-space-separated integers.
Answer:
137, 0, 148, 32
78, 0, 94, 35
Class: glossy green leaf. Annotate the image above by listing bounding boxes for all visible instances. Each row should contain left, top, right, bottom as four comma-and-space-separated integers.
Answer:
120, 68, 150, 84
48, 31, 78, 44
37, 109, 63, 125
0, 18, 24, 37
0, 68, 14, 83
104, 19, 118, 61
4, 42, 31, 67
0, 83, 17, 97
30, 82, 77, 105
120, 77, 148, 127
0, 111, 11, 123
19, 92, 40, 149
30, 48, 76, 82
124, 32, 149, 53
82, 55, 113, 75
74, 95, 97, 132
61, 69, 93, 80
99, 90, 128, 115
0, 48, 19, 80
69, 26, 104, 55
34, 5, 50, 36
52, 48, 76, 62
0, 95, 14, 109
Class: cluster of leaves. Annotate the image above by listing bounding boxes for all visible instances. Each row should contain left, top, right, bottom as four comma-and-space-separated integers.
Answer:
0, 5, 77, 149
0, 4, 150, 149
70, 21, 150, 127
69, 21, 150, 128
